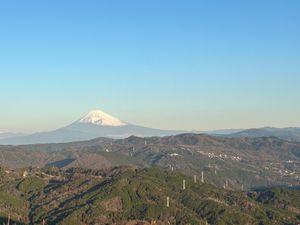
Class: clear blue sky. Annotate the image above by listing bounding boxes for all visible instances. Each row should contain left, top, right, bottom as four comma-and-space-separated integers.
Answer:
0, 0, 300, 133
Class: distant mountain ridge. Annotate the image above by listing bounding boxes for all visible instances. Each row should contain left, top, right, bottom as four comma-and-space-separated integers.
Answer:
0, 110, 188, 145
1, 110, 300, 145
228, 127, 300, 142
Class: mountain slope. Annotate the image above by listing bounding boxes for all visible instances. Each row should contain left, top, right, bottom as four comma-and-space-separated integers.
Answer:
0, 166, 299, 225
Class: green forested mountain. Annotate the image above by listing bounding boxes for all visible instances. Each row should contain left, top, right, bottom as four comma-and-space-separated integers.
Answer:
0, 166, 299, 225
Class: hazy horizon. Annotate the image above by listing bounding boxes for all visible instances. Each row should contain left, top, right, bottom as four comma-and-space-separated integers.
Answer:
1, 108, 299, 134
1, 1, 300, 133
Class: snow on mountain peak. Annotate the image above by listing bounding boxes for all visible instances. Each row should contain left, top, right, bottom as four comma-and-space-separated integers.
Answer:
78, 110, 127, 126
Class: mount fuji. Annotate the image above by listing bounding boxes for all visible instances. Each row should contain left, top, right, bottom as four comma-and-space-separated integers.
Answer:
0, 110, 188, 145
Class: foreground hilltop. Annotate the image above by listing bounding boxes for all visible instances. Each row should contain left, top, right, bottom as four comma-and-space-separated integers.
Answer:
0, 166, 299, 225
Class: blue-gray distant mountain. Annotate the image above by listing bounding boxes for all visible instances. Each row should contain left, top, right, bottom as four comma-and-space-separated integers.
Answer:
205, 129, 244, 135
229, 127, 300, 142
0, 132, 25, 140
0, 110, 188, 145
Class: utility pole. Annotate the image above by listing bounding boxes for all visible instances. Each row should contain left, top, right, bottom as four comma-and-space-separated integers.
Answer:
166, 196, 170, 207
223, 179, 228, 189
183, 179, 186, 190
130, 146, 135, 157
7, 215, 10, 225
194, 175, 197, 183
201, 170, 204, 183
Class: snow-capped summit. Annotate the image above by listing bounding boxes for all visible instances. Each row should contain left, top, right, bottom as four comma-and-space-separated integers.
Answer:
78, 110, 127, 126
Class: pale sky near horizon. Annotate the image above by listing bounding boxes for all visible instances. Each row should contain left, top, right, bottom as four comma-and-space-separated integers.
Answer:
0, 0, 300, 133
